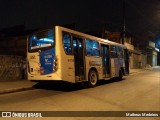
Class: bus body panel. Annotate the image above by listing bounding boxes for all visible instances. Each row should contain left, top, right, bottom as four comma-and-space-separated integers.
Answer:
85, 56, 103, 81
110, 58, 124, 78
56, 27, 76, 83
28, 52, 40, 76
111, 58, 116, 77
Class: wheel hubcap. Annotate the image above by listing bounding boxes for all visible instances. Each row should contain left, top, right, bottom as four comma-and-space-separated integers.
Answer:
90, 73, 97, 85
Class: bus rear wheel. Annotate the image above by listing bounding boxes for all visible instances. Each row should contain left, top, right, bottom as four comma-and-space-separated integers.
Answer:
88, 70, 98, 87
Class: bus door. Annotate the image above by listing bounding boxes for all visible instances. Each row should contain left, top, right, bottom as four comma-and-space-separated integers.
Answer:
124, 49, 130, 74
72, 36, 85, 81
101, 44, 110, 78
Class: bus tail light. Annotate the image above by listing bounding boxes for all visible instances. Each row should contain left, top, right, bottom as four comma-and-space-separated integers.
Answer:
53, 56, 58, 71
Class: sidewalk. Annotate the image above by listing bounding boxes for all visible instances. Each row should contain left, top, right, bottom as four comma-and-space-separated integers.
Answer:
0, 67, 151, 95
130, 66, 152, 74
0, 80, 37, 95
130, 68, 145, 74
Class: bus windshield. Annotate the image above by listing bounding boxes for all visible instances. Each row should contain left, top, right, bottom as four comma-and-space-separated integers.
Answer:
29, 29, 54, 50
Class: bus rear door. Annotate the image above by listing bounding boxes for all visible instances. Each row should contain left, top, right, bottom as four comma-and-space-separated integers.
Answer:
101, 44, 110, 78
73, 36, 85, 81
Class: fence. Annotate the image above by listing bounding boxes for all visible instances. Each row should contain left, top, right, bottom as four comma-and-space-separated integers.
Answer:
0, 55, 26, 81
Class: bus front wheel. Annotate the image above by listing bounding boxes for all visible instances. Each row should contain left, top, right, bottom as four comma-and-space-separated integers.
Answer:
88, 70, 98, 87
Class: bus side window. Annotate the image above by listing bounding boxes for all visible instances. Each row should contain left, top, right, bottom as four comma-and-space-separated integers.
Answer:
110, 45, 117, 58
86, 39, 99, 56
116, 46, 123, 58
62, 32, 72, 54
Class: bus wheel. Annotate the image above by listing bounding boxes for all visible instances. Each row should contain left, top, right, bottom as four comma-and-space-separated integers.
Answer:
118, 69, 123, 80
88, 70, 98, 87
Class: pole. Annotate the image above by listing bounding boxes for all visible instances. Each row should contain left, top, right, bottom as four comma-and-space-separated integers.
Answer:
122, 0, 126, 44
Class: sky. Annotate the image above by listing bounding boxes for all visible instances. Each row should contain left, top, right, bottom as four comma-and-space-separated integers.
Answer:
0, 0, 160, 38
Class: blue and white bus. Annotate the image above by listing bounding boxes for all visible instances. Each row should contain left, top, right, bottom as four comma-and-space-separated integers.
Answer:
27, 26, 129, 87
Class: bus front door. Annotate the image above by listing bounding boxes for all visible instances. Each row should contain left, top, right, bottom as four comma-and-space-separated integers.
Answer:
73, 37, 85, 81
101, 45, 110, 78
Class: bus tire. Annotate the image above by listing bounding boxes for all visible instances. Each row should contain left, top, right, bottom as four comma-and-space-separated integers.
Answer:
118, 69, 123, 80
88, 70, 98, 87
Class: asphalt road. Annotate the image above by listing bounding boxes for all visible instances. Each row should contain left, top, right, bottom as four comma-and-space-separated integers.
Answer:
0, 67, 160, 119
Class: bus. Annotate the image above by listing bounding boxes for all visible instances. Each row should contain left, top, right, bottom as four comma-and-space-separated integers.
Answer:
27, 26, 129, 87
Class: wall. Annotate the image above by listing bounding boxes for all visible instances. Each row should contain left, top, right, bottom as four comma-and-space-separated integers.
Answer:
138, 54, 147, 68
0, 55, 26, 81
152, 51, 157, 66
0, 36, 27, 56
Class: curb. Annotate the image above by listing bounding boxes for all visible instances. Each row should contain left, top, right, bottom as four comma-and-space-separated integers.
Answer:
129, 68, 152, 75
0, 86, 34, 95
129, 69, 144, 75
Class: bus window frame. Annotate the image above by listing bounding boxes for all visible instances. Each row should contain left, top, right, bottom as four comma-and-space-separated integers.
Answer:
62, 31, 73, 55
85, 38, 100, 57
71, 34, 86, 56
116, 46, 124, 58
110, 45, 118, 58
28, 28, 55, 53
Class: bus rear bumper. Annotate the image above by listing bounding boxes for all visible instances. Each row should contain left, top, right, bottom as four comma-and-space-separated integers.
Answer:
28, 73, 62, 81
